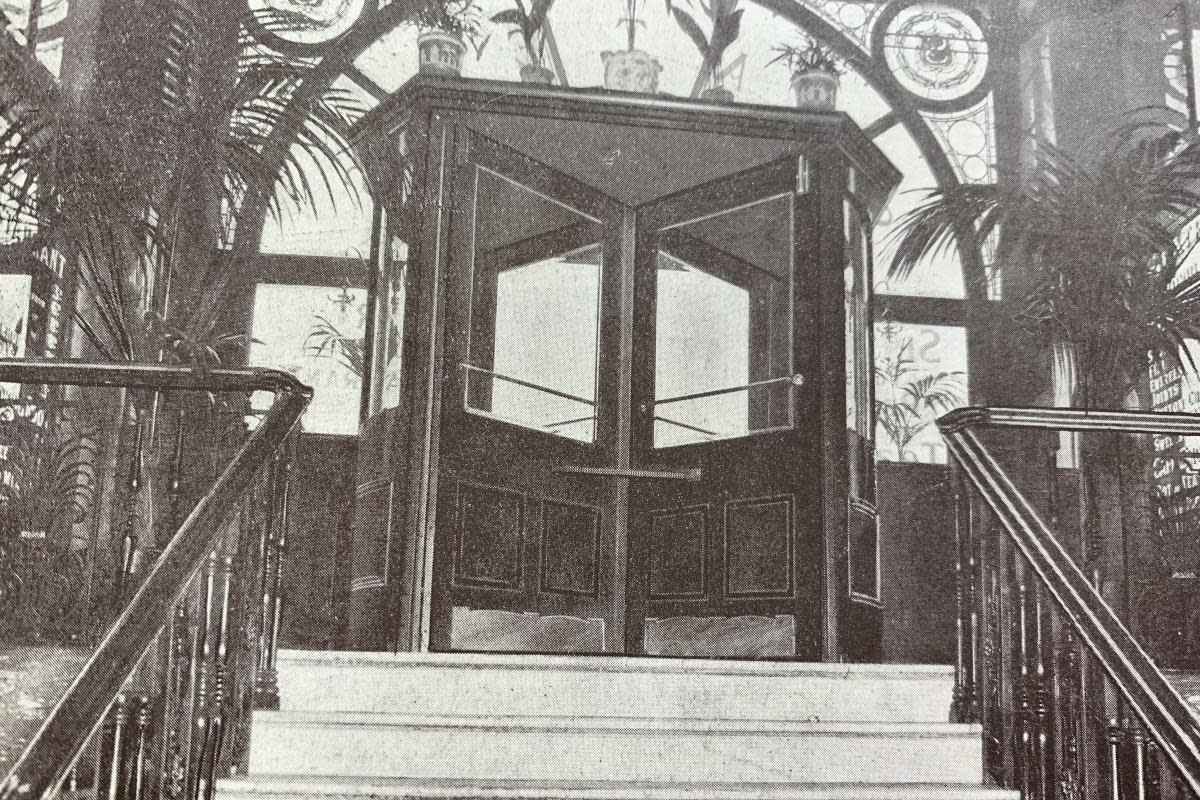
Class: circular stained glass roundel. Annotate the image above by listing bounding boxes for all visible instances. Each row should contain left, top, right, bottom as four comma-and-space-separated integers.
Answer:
247, 0, 365, 45
879, 2, 989, 108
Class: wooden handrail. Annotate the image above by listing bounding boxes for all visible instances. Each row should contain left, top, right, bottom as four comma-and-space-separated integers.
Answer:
0, 359, 312, 800
939, 405, 1200, 796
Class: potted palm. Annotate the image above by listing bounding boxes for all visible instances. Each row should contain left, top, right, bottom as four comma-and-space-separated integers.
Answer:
768, 41, 841, 110
665, 0, 743, 103
602, 0, 663, 93
0, 3, 365, 590
888, 124, 1200, 633
414, 0, 483, 77
491, 0, 556, 84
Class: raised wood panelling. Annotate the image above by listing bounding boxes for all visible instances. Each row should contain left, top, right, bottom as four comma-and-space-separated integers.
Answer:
723, 496, 794, 598
453, 482, 523, 591
647, 507, 706, 600
539, 500, 601, 598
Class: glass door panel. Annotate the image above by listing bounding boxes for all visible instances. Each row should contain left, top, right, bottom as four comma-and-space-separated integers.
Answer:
628, 158, 823, 660
654, 193, 796, 448
432, 137, 620, 655
463, 168, 605, 444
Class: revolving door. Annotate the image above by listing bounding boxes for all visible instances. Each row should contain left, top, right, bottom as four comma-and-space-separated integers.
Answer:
350, 77, 899, 660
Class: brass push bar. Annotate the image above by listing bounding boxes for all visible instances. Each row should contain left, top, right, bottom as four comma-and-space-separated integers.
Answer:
554, 465, 703, 482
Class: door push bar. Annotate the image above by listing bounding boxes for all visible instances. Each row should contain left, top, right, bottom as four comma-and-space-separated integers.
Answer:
554, 465, 703, 482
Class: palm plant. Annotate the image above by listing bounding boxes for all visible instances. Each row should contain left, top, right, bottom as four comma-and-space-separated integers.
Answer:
889, 123, 1200, 617
889, 128, 1200, 409
0, 0, 365, 367
306, 315, 365, 379
0, 403, 100, 539
874, 337, 966, 461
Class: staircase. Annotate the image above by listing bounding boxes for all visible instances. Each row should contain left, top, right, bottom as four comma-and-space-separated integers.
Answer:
218, 650, 1016, 800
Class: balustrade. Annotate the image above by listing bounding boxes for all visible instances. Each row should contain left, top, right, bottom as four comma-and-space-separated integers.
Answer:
0, 359, 309, 800
942, 407, 1200, 800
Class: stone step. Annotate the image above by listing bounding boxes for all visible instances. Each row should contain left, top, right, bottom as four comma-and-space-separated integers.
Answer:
219, 776, 1017, 800
275, 650, 955, 724
246, 711, 984, 785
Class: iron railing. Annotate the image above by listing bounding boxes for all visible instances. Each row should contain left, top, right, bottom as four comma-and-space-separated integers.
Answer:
941, 406, 1200, 800
0, 359, 310, 800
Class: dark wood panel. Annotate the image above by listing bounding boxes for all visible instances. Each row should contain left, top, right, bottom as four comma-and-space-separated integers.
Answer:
724, 496, 793, 598
648, 506, 706, 600
878, 462, 954, 664
280, 435, 357, 650
454, 481, 523, 590
848, 498, 880, 602
540, 500, 600, 597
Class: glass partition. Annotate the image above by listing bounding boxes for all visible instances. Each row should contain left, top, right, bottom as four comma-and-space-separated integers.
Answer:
463, 167, 604, 443
654, 193, 795, 448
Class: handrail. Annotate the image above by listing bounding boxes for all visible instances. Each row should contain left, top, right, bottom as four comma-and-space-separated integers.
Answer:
941, 405, 1200, 436
939, 405, 1200, 797
0, 358, 312, 800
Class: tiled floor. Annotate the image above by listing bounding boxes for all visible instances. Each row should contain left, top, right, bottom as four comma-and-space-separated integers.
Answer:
0, 646, 89, 776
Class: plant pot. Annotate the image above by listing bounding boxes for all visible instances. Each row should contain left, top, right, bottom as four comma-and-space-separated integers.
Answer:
791, 70, 839, 111
417, 30, 467, 77
701, 86, 735, 103
600, 49, 663, 93
520, 64, 555, 85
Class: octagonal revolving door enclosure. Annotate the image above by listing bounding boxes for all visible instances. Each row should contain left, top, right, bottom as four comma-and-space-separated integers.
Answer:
350, 77, 899, 661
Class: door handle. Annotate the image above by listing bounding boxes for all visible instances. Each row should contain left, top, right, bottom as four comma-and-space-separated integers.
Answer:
554, 466, 703, 482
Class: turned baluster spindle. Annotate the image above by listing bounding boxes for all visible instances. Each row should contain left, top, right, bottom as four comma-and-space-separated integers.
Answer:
955, 462, 974, 719
952, 461, 975, 722
129, 695, 151, 800
1031, 583, 1054, 800
260, 437, 295, 709
1012, 559, 1034, 797
254, 453, 282, 708
188, 553, 218, 800
116, 411, 146, 601
105, 694, 129, 800
1107, 714, 1125, 800
159, 603, 188, 800
984, 526, 1006, 782
204, 554, 236, 791
1056, 625, 1084, 800
168, 407, 186, 534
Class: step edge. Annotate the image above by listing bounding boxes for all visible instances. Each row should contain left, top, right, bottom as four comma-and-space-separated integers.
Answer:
277, 651, 955, 680
217, 777, 1016, 800
250, 711, 980, 737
